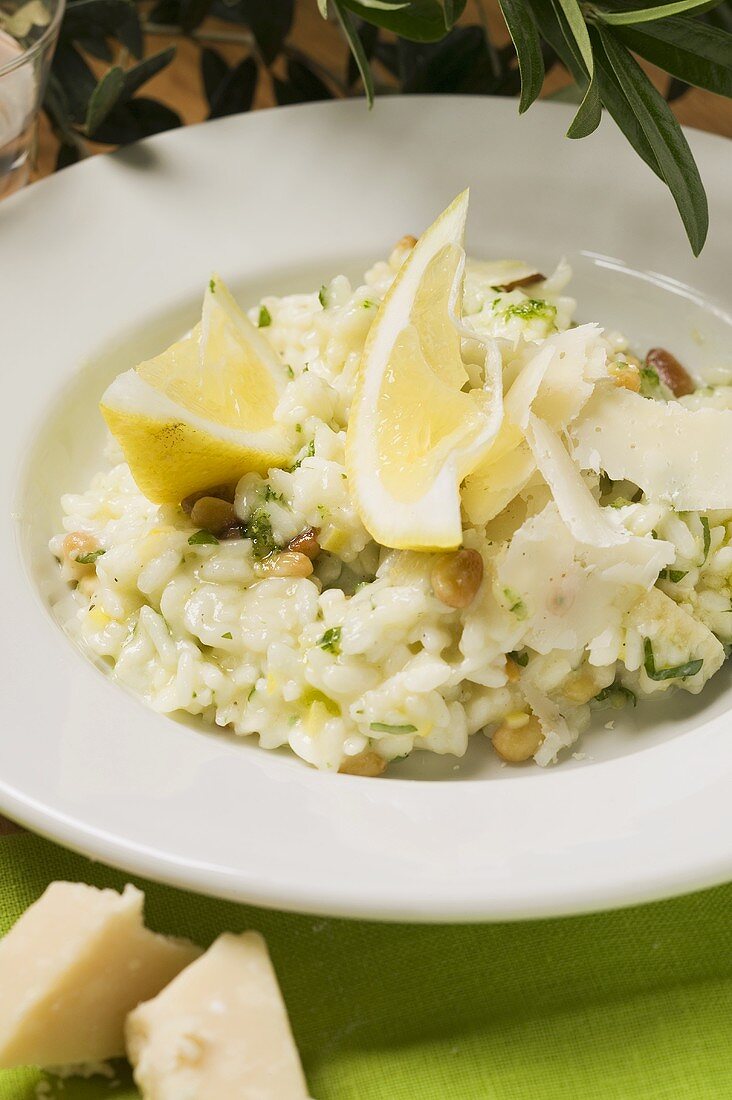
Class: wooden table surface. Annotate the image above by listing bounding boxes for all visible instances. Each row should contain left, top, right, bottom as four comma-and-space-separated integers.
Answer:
7, 3, 732, 835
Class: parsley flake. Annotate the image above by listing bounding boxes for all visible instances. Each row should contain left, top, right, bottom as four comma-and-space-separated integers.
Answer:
643, 638, 703, 682
188, 530, 219, 546
370, 722, 417, 735
318, 626, 342, 654
75, 548, 105, 565
257, 305, 271, 328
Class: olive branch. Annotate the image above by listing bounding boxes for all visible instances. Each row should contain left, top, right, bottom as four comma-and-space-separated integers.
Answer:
35, 0, 732, 252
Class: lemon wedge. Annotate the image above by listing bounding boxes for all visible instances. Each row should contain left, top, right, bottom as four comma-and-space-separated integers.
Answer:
100, 277, 292, 504
346, 190, 502, 551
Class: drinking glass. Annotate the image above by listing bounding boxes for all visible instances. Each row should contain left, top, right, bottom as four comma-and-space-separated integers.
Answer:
0, 0, 64, 198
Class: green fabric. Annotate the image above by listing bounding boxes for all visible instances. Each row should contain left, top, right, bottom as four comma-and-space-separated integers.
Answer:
1, 832, 731, 1100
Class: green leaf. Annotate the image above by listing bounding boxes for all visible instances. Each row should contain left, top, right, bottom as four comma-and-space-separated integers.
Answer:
497, 0, 545, 111
92, 97, 181, 143
555, 0, 595, 70
566, 70, 602, 136
274, 58, 334, 104
334, 0, 375, 105
594, 683, 637, 707
342, 0, 466, 42
370, 722, 418, 734
596, 26, 708, 254
119, 47, 176, 100
179, 0, 213, 32
612, 16, 732, 98
188, 530, 219, 545
643, 637, 703, 680
85, 65, 125, 134
590, 35, 664, 178
550, 0, 604, 136
231, 0, 295, 65
60, 0, 142, 58
659, 568, 688, 582
201, 47, 230, 104
593, 0, 720, 22
207, 56, 258, 118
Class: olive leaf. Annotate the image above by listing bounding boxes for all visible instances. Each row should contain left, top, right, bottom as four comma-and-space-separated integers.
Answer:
593, 0, 720, 24
552, 0, 602, 136
85, 64, 125, 133
341, 0, 467, 42
46, 0, 732, 254
498, 0, 545, 111
596, 25, 709, 254
333, 0, 375, 104
609, 15, 732, 97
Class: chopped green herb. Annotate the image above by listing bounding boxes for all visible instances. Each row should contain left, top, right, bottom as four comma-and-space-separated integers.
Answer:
362, 299, 376, 309
221, 632, 233, 640
188, 530, 219, 546
639, 365, 662, 397
290, 439, 315, 471
318, 285, 328, 308
503, 587, 528, 620
208, 277, 215, 294
700, 516, 711, 563
257, 305, 271, 328
318, 626, 342, 654
501, 298, 556, 324
643, 638, 703, 682
508, 650, 529, 667
75, 548, 105, 565
295, 423, 303, 434
243, 508, 278, 559
594, 684, 637, 708
659, 568, 688, 583
262, 486, 285, 505
370, 722, 418, 735
285, 364, 294, 379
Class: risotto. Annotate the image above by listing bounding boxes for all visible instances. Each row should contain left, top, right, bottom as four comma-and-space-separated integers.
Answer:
50, 214, 732, 775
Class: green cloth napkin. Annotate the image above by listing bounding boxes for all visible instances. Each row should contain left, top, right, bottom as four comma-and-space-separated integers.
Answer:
1, 832, 731, 1100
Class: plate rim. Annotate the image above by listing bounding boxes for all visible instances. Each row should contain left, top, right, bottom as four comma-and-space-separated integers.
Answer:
2, 95, 731, 922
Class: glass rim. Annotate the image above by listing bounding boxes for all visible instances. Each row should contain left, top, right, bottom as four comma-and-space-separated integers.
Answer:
0, 0, 66, 79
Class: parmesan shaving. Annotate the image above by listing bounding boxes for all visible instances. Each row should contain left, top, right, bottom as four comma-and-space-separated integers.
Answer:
525, 414, 626, 547
572, 387, 732, 511
495, 502, 674, 654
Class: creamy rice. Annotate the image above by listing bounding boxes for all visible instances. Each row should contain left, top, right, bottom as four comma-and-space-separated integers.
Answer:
50, 249, 732, 773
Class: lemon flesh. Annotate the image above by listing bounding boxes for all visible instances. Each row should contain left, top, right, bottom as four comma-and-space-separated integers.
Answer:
101, 277, 291, 504
346, 190, 501, 551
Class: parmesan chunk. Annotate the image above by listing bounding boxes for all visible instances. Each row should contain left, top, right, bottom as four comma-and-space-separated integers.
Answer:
126, 932, 309, 1100
0, 883, 201, 1069
572, 387, 732, 510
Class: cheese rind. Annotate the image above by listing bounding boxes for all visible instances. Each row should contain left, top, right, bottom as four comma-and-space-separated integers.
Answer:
126, 931, 309, 1100
0, 882, 201, 1069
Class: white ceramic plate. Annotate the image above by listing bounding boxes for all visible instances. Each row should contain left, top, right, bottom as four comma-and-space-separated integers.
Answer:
3, 97, 732, 921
